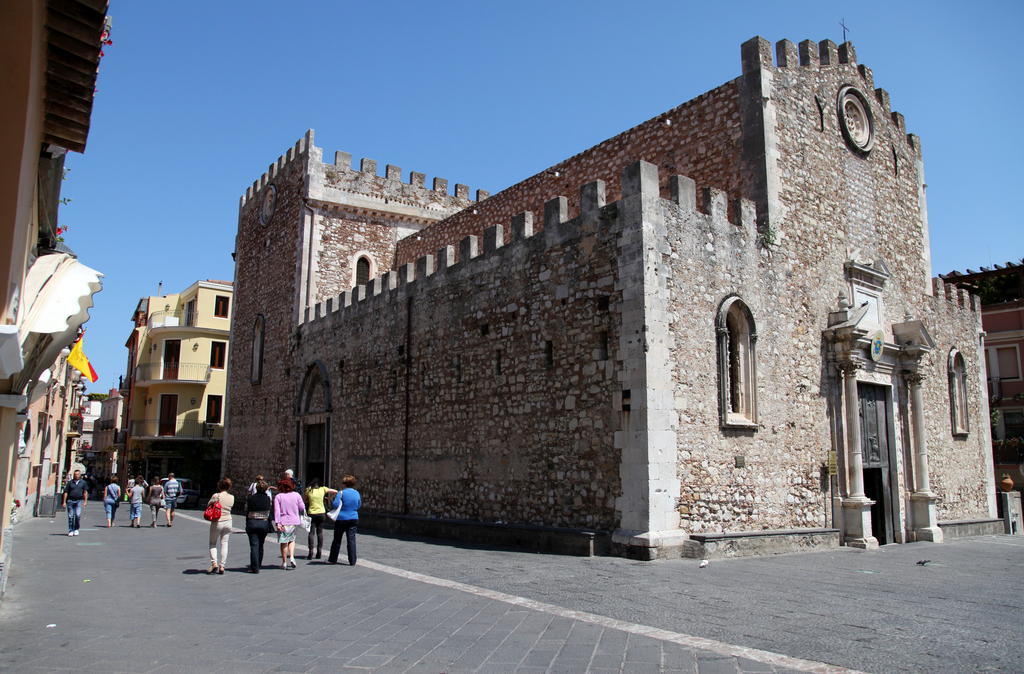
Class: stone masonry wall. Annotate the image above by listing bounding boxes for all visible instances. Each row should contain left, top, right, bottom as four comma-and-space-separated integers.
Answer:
295, 199, 628, 530
314, 213, 396, 303
393, 80, 744, 267
922, 281, 990, 520
651, 38, 990, 535
660, 185, 831, 533
304, 150, 476, 307
224, 138, 310, 484
764, 39, 991, 523
225, 37, 992, 547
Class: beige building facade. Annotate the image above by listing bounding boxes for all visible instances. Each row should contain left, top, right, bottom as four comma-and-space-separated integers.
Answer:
92, 388, 125, 476
0, 0, 107, 593
121, 281, 233, 491
13, 352, 89, 522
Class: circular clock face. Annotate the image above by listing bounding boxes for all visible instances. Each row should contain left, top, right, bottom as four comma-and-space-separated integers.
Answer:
260, 185, 277, 224
837, 86, 875, 154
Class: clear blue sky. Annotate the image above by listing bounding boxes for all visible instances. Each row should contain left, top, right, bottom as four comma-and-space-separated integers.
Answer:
64, 1, 1024, 392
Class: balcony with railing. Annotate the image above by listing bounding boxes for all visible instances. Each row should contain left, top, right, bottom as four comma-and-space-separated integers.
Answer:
67, 415, 82, 437
148, 310, 197, 329
130, 419, 223, 440
134, 361, 211, 385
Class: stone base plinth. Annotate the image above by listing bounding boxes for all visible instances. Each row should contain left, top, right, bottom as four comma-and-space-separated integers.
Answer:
910, 492, 943, 543
611, 529, 691, 560
937, 518, 1005, 540
688, 528, 841, 559
842, 497, 879, 549
359, 512, 608, 557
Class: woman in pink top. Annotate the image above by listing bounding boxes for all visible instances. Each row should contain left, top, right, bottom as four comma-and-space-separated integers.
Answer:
272, 478, 305, 569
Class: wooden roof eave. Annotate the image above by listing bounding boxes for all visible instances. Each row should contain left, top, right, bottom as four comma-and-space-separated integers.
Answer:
42, 0, 108, 153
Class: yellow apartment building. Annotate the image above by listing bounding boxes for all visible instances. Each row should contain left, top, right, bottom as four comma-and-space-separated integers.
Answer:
121, 280, 232, 492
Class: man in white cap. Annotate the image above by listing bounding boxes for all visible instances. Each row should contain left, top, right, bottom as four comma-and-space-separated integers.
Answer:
282, 468, 302, 493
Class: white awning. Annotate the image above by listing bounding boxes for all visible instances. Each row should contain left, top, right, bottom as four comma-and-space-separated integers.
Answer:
19, 253, 103, 342
0, 325, 21, 379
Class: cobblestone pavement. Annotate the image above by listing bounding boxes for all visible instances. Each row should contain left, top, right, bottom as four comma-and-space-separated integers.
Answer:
0, 505, 1020, 673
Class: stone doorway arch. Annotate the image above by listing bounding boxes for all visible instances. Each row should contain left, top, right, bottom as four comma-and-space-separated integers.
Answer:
295, 361, 331, 487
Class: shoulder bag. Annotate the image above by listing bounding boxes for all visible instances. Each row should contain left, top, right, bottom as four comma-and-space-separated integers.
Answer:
325, 494, 342, 521
203, 495, 222, 522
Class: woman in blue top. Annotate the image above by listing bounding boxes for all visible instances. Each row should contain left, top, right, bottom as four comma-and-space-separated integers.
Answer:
327, 474, 361, 566
103, 477, 121, 528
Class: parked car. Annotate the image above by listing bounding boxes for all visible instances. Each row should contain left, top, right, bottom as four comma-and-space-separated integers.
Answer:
163, 477, 200, 507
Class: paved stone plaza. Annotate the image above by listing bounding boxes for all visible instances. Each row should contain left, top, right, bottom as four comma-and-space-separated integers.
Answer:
0, 507, 1021, 673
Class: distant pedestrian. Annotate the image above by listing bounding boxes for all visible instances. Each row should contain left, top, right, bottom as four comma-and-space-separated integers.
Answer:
103, 477, 121, 527
246, 474, 266, 495
128, 475, 146, 527
162, 473, 181, 526
207, 478, 234, 575
147, 476, 164, 527
61, 469, 89, 536
302, 477, 336, 560
272, 478, 304, 569
327, 475, 361, 566
244, 479, 273, 573
282, 468, 303, 493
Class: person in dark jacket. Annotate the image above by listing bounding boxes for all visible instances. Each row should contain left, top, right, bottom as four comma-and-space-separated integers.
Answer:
244, 480, 273, 573
327, 475, 361, 566
61, 470, 89, 536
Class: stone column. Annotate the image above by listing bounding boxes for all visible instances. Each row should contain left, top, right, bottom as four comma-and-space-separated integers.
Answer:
906, 371, 943, 542
839, 358, 878, 549
842, 360, 866, 498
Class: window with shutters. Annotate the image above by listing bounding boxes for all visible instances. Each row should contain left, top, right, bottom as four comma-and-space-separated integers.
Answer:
210, 341, 227, 369
214, 295, 230, 318
206, 395, 223, 424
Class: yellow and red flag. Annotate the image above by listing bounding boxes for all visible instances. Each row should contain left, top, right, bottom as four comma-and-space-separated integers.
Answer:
67, 333, 98, 382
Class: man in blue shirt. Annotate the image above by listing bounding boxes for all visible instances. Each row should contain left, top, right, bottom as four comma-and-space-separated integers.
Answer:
162, 473, 181, 527
61, 470, 89, 536
327, 474, 361, 565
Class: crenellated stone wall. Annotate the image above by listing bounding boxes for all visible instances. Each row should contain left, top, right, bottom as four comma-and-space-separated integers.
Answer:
292, 189, 629, 531
224, 35, 996, 557
228, 135, 309, 480
392, 81, 744, 268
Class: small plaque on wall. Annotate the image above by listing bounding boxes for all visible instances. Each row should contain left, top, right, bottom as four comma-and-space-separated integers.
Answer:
827, 450, 838, 476
869, 330, 885, 362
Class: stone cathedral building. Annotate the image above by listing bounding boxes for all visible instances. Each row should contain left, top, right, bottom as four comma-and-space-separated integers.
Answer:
224, 37, 999, 559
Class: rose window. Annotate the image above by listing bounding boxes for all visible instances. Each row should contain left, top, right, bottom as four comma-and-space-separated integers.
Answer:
837, 86, 875, 154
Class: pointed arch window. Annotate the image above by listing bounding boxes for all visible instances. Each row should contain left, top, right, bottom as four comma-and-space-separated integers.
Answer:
717, 296, 758, 428
355, 256, 371, 287
251, 315, 265, 384
948, 348, 969, 435
297, 361, 332, 415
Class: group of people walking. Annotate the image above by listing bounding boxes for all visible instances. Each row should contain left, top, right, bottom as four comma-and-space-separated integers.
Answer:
207, 470, 361, 574
61, 469, 181, 534
100, 473, 181, 528
63, 467, 362, 574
